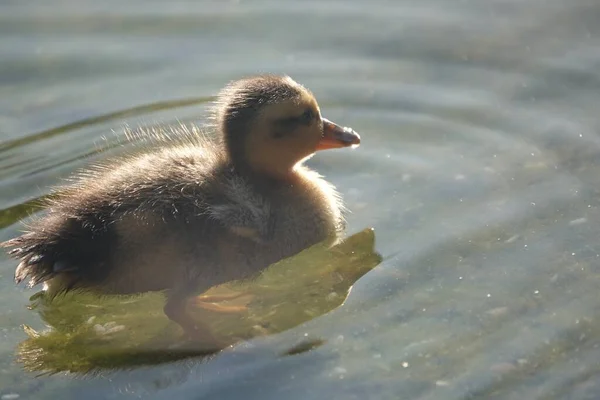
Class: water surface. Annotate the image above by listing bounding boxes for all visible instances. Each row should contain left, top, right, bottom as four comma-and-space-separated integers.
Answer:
1, 0, 599, 399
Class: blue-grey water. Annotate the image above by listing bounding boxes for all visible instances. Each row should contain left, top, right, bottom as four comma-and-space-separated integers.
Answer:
1, 0, 600, 399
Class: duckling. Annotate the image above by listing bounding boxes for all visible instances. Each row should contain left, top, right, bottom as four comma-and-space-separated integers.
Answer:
2, 75, 361, 346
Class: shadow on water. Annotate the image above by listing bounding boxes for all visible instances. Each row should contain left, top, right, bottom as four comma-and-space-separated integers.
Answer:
16, 228, 382, 374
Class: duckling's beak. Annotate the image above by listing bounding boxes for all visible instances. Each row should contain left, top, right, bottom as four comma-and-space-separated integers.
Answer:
317, 118, 361, 150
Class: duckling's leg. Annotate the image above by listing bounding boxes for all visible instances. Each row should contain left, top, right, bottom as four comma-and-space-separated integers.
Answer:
193, 299, 248, 313
196, 290, 248, 303
193, 288, 253, 313
164, 287, 229, 350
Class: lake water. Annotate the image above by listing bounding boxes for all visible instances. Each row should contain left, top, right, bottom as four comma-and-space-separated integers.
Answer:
1, 0, 599, 398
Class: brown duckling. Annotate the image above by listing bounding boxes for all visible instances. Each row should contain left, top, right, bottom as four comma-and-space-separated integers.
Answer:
2, 75, 361, 346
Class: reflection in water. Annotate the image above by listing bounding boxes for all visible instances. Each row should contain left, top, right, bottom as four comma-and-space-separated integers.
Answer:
17, 229, 381, 374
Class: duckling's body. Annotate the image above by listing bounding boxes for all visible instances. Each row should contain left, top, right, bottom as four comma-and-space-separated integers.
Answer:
32, 145, 343, 295
3, 75, 360, 346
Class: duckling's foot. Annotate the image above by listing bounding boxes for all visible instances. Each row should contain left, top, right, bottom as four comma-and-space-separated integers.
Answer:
196, 291, 247, 302
193, 300, 248, 314
163, 295, 230, 351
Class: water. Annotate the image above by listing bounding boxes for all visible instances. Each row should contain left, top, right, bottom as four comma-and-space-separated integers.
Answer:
1, 0, 599, 398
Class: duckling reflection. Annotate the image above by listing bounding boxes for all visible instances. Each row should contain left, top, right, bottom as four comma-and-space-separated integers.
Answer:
17, 228, 381, 374
3, 75, 361, 348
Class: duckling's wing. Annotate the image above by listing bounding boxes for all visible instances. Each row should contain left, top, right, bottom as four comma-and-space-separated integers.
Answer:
207, 175, 273, 242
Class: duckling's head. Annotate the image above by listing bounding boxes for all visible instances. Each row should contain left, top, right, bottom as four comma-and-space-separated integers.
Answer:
215, 75, 360, 180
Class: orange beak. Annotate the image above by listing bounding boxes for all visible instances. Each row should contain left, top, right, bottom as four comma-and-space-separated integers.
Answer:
316, 118, 361, 150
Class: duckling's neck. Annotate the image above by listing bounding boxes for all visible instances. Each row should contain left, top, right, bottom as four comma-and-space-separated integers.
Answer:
231, 159, 302, 188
